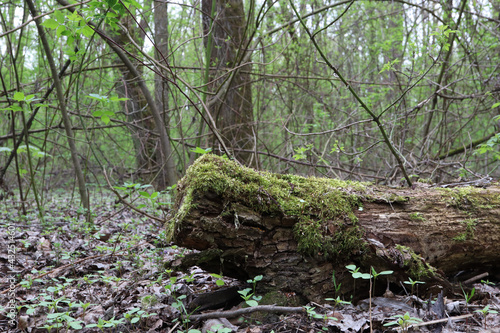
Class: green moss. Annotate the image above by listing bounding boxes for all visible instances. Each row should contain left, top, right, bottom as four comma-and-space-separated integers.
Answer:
394, 244, 436, 280
168, 154, 368, 259
408, 212, 425, 222
438, 187, 500, 212
452, 218, 477, 242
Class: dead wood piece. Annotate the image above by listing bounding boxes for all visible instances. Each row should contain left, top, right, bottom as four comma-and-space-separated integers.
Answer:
167, 155, 500, 302
188, 305, 306, 321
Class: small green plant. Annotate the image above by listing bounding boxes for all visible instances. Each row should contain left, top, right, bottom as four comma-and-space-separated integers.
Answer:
238, 275, 263, 307
370, 267, 393, 297
45, 312, 84, 331
124, 307, 157, 326
480, 279, 495, 286
403, 277, 425, 295
304, 305, 337, 331
86, 317, 125, 332
330, 270, 341, 297
206, 323, 233, 333
293, 144, 313, 161
383, 312, 423, 332
461, 285, 475, 313
475, 305, 498, 328
345, 264, 370, 298
324, 296, 351, 310
171, 294, 200, 332
210, 273, 226, 287
71, 301, 94, 318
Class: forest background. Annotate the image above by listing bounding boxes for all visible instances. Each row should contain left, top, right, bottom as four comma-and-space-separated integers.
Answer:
1, 0, 500, 214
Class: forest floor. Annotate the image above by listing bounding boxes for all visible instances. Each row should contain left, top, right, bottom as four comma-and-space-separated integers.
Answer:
0, 190, 499, 333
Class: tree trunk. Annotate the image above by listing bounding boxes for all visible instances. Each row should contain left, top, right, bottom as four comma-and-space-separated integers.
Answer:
167, 154, 500, 302
154, 0, 171, 189
112, 16, 165, 187
202, 0, 256, 167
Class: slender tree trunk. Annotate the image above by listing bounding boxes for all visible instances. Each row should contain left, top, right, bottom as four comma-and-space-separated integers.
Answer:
55, 0, 179, 188
26, 0, 90, 219
154, 0, 171, 188
202, 0, 256, 166
111, 16, 157, 185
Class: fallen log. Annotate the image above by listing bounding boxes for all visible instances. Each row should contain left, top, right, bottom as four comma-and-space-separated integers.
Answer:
166, 154, 500, 302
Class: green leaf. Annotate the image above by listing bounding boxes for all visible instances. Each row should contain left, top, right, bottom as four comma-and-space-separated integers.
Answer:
138, 191, 150, 198
190, 147, 212, 154
246, 300, 258, 307
13, 92, 25, 101
68, 321, 83, 329
110, 96, 129, 102
81, 25, 94, 38
54, 10, 65, 23
88, 93, 108, 101
101, 115, 110, 124
56, 25, 66, 37
24, 94, 35, 102
42, 18, 59, 29
492, 102, 500, 109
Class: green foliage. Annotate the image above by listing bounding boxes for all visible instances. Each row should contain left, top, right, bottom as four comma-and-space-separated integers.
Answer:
293, 144, 312, 161
379, 59, 401, 74
403, 277, 425, 295
452, 219, 477, 242
408, 213, 425, 222
383, 312, 423, 332
474, 130, 500, 161
87, 94, 129, 125
430, 24, 459, 52
238, 275, 263, 307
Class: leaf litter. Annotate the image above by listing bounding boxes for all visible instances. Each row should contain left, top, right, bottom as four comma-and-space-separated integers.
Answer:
0, 191, 499, 332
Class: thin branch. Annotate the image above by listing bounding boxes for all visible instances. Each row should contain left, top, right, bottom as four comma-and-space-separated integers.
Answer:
288, 1, 413, 187
187, 305, 305, 321
0, 0, 92, 38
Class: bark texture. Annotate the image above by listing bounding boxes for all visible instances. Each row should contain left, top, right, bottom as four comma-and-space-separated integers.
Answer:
167, 155, 500, 302
202, 0, 256, 166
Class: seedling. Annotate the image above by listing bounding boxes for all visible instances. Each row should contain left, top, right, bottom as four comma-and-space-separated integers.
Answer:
461, 284, 475, 313
475, 305, 498, 328
370, 267, 393, 297
403, 277, 425, 295
238, 275, 263, 307
324, 296, 351, 310
384, 312, 422, 332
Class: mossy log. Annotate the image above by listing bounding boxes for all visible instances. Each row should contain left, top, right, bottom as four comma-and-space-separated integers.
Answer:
167, 155, 500, 302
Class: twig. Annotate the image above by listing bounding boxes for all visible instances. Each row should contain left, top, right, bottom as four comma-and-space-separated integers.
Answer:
463, 272, 489, 285
187, 305, 305, 321
410, 314, 473, 328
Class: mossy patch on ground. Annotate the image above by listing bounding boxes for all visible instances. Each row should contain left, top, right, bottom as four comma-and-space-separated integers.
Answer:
168, 154, 369, 259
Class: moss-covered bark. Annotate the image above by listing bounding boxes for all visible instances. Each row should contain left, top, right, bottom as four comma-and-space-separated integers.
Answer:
167, 155, 500, 302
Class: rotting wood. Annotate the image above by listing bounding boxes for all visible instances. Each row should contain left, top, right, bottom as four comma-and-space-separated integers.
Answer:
167, 154, 500, 302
